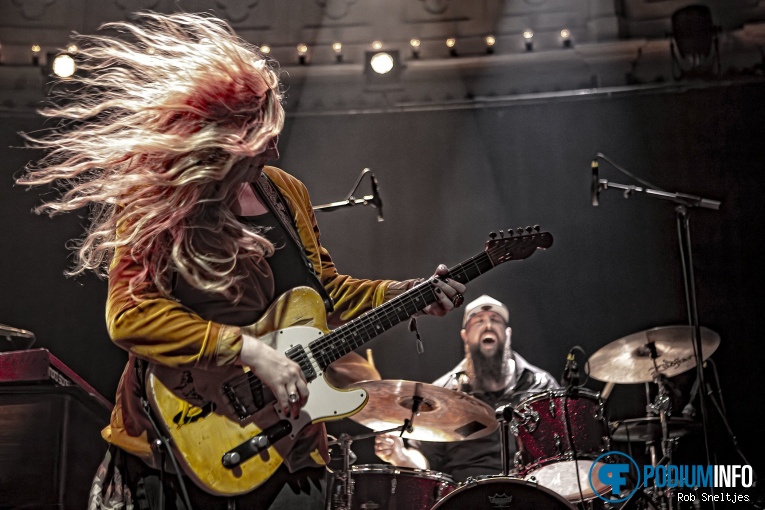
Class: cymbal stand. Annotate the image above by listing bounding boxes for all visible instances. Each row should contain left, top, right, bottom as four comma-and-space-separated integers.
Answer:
641, 369, 678, 509
328, 417, 417, 510
594, 160, 720, 483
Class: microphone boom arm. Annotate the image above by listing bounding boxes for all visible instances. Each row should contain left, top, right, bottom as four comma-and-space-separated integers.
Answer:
597, 179, 721, 210
312, 168, 384, 221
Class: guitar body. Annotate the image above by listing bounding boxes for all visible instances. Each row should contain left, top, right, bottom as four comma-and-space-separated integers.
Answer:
144, 229, 553, 496
146, 287, 368, 496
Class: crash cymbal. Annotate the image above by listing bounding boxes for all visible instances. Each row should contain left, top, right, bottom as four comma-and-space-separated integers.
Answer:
588, 325, 720, 384
611, 416, 700, 443
350, 380, 498, 442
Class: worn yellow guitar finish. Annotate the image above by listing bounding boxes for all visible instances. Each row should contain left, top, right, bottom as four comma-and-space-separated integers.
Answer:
145, 229, 554, 496
146, 287, 367, 496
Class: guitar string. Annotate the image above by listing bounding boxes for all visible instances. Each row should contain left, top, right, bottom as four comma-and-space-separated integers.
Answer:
221, 236, 545, 409
222, 244, 507, 401
222, 256, 483, 399
223, 250, 494, 400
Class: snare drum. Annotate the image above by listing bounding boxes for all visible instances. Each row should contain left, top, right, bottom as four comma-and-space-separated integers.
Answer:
512, 388, 610, 502
431, 476, 576, 509
329, 464, 456, 510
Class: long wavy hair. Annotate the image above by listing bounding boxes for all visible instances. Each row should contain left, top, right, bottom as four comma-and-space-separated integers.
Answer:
17, 12, 284, 301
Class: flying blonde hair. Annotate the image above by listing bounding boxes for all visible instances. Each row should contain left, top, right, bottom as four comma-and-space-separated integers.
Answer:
17, 12, 284, 301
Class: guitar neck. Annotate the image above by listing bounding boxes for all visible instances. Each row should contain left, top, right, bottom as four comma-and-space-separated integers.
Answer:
309, 251, 495, 369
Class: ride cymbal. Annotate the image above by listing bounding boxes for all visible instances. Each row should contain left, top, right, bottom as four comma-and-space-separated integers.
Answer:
588, 325, 720, 384
350, 379, 498, 442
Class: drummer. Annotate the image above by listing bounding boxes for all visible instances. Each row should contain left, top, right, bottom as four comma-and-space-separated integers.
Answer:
374, 295, 558, 482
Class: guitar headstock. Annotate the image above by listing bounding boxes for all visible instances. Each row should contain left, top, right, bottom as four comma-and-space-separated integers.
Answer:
485, 226, 553, 265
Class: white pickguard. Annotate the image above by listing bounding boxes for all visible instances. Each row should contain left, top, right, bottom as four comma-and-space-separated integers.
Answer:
266, 326, 368, 439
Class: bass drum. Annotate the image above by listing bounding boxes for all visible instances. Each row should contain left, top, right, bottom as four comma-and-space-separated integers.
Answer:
430, 476, 576, 509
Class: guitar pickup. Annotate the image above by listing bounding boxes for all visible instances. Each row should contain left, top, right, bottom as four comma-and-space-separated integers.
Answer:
284, 345, 317, 382
223, 382, 252, 421
221, 420, 293, 469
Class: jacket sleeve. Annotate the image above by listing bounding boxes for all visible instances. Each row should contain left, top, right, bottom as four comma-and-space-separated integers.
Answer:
105, 249, 243, 369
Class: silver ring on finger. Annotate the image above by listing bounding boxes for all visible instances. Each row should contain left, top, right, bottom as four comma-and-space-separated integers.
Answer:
288, 393, 299, 404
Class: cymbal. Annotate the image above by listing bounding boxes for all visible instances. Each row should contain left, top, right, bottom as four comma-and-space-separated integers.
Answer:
611, 416, 700, 443
350, 380, 498, 442
588, 325, 720, 384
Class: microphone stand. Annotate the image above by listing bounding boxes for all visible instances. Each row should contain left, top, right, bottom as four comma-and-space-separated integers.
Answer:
313, 168, 384, 221
596, 176, 721, 506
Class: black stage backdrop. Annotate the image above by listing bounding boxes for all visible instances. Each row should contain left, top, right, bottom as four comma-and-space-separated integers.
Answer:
1, 80, 763, 475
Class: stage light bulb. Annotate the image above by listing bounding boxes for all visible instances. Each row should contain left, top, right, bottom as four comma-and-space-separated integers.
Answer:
370, 52, 394, 74
67, 44, 78, 54
486, 35, 496, 47
260, 44, 271, 54
52, 54, 76, 78
561, 29, 571, 40
297, 44, 308, 56
372, 41, 383, 50
523, 30, 534, 40
332, 42, 342, 54
410, 39, 421, 48
31, 44, 41, 53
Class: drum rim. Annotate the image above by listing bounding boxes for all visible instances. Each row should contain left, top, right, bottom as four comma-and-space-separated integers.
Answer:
516, 386, 601, 405
430, 476, 576, 509
350, 463, 456, 483
523, 459, 612, 501
518, 452, 609, 475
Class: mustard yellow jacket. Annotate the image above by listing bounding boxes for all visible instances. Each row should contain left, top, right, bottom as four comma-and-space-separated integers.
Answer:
102, 166, 408, 469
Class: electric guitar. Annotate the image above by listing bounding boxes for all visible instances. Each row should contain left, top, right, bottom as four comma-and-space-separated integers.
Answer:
146, 227, 553, 495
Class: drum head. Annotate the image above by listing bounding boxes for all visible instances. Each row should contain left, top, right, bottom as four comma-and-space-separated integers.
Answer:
431, 476, 576, 509
524, 460, 610, 501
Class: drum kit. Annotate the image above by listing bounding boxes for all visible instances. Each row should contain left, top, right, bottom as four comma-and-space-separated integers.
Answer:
327, 325, 720, 510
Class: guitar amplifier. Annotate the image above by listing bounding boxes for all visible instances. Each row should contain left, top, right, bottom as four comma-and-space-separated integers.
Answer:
0, 349, 113, 509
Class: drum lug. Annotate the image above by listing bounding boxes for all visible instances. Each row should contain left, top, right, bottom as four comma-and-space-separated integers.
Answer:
548, 395, 556, 417
513, 404, 539, 433
390, 476, 397, 494
554, 433, 562, 454
603, 436, 611, 451
514, 451, 523, 469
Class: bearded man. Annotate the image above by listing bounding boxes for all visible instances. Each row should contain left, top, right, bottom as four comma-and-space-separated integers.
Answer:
374, 295, 558, 482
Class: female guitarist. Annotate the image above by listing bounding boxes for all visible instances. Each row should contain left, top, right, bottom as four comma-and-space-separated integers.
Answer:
17, 12, 466, 510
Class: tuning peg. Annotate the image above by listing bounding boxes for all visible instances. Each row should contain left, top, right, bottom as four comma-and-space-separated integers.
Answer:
525, 226, 533, 233
489, 231, 497, 239
499, 230, 505, 238
507, 228, 514, 237
533, 225, 541, 232
516, 227, 524, 235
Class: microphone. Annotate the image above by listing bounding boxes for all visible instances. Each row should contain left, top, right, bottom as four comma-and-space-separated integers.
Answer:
370, 173, 384, 222
560, 352, 579, 387
682, 375, 700, 418
591, 158, 600, 207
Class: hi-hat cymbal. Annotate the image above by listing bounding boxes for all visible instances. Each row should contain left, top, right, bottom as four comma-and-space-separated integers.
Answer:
350, 380, 498, 442
610, 416, 700, 443
588, 325, 720, 384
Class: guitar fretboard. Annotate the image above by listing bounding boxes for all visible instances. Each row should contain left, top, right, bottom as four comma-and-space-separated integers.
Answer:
308, 251, 495, 369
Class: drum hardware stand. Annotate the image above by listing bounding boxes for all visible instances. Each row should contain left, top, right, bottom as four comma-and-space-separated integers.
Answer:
328, 397, 425, 510
496, 406, 513, 476
595, 163, 721, 508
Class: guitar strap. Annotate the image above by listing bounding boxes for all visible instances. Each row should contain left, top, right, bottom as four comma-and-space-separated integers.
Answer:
254, 172, 334, 312
134, 356, 195, 509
